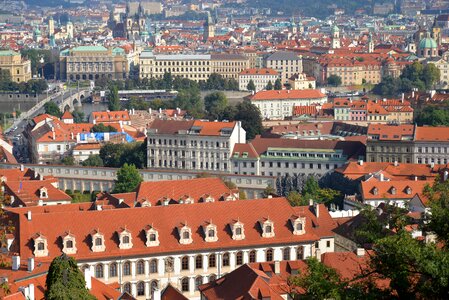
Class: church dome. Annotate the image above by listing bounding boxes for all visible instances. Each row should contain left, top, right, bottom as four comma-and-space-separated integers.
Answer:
419, 34, 437, 50
331, 25, 340, 33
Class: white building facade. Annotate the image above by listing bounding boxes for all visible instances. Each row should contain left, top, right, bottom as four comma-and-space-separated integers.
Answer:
147, 119, 246, 173
238, 68, 280, 92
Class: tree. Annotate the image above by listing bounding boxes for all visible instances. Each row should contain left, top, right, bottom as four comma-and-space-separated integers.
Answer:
205, 91, 228, 120
288, 257, 343, 300
327, 74, 342, 87
61, 156, 75, 165
99, 143, 126, 167
234, 100, 264, 140
266, 80, 273, 90
72, 110, 85, 123
287, 191, 307, 206
113, 163, 143, 193
162, 72, 173, 90
302, 175, 320, 199
263, 185, 276, 197
91, 123, 118, 133
45, 254, 95, 300
206, 73, 225, 90
81, 154, 104, 167
274, 78, 282, 90
44, 102, 62, 117
415, 103, 449, 126
247, 79, 256, 92
173, 88, 203, 118
108, 85, 121, 111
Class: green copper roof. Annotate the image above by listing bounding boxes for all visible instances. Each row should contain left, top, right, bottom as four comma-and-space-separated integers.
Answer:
72, 45, 108, 52
0, 50, 18, 56
112, 47, 125, 55
419, 36, 437, 49
331, 24, 340, 33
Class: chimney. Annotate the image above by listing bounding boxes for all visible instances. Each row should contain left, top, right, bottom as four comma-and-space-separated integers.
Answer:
28, 257, 34, 272
309, 199, 313, 206
356, 248, 365, 257
431, 162, 435, 168
52, 131, 55, 140
444, 171, 448, 181
20, 164, 24, 172
412, 90, 415, 98
382, 98, 386, 102
274, 261, 280, 274
27, 211, 32, 221
149, 108, 152, 114
401, 93, 404, 101
84, 268, 92, 290
394, 160, 398, 167
358, 159, 363, 166
414, 176, 418, 181
267, 195, 273, 199
313, 202, 319, 218
379, 173, 384, 181
12, 255, 20, 271
26, 283, 35, 300
118, 199, 124, 205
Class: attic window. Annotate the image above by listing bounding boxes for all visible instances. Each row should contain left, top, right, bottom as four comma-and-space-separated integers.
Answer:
406, 187, 412, 195
291, 216, 306, 235
179, 224, 193, 245
91, 230, 105, 252
118, 228, 133, 250
261, 219, 275, 238
33, 233, 48, 257
391, 187, 397, 195
39, 187, 48, 199
204, 222, 218, 242
145, 225, 160, 247
372, 187, 378, 195
61, 232, 77, 255
231, 221, 245, 240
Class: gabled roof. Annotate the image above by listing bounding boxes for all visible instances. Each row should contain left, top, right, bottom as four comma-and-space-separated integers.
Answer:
4, 179, 72, 206
361, 178, 433, 201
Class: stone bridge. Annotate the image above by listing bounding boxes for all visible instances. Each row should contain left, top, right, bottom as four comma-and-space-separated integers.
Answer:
57, 89, 91, 112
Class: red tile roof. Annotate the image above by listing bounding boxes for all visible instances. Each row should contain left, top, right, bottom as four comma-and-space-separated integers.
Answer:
361, 178, 433, 200
367, 124, 415, 141
415, 126, 449, 142
250, 90, 326, 101
61, 111, 74, 120
92, 111, 130, 122
4, 179, 72, 206
8, 198, 333, 262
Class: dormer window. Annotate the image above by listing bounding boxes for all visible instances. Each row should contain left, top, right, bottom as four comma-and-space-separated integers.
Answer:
179, 195, 194, 204
201, 194, 215, 203
372, 187, 378, 195
231, 220, 245, 240
390, 187, 397, 195
178, 223, 193, 245
203, 221, 218, 242
61, 231, 77, 255
118, 227, 133, 250
290, 216, 306, 235
32, 233, 48, 257
91, 229, 105, 252
260, 218, 275, 238
145, 225, 160, 247
39, 187, 48, 199
405, 187, 412, 195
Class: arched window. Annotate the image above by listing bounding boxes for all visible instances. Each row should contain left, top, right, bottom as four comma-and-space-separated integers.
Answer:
266, 249, 273, 261
123, 235, 130, 244
95, 264, 103, 278
222, 252, 230, 267
181, 277, 189, 292
109, 263, 117, 277
236, 251, 243, 266
209, 254, 216, 268
195, 276, 203, 291
209, 274, 216, 282
123, 282, 131, 293
297, 246, 304, 260
283, 247, 291, 260
181, 256, 189, 270
38, 242, 45, 250
136, 260, 144, 275
123, 261, 131, 276
81, 264, 89, 272
249, 250, 256, 263
195, 255, 203, 269
137, 281, 145, 296
150, 280, 158, 297
150, 259, 158, 273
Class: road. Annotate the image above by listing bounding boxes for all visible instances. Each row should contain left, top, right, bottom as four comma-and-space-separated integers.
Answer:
5, 88, 84, 163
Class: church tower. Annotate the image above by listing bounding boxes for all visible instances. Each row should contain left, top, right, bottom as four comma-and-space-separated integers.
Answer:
66, 19, 74, 39
48, 16, 54, 37
331, 24, 340, 49
203, 11, 215, 42
368, 33, 374, 53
